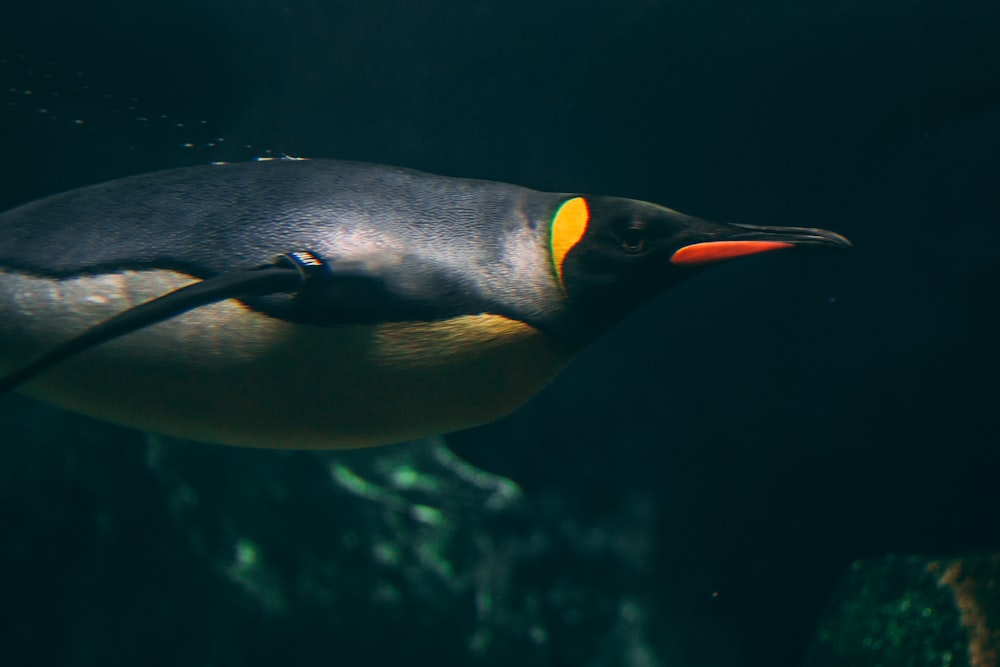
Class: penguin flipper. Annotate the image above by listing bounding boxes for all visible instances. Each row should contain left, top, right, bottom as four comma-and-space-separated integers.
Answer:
0, 251, 330, 396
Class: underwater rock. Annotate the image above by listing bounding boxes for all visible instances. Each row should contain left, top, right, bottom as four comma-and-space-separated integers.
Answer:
0, 396, 662, 667
805, 553, 1000, 667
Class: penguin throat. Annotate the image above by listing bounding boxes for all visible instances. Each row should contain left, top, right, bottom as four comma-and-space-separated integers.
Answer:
549, 197, 590, 293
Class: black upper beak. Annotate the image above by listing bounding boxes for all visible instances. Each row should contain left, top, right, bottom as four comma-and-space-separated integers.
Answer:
669, 220, 852, 266
722, 222, 853, 248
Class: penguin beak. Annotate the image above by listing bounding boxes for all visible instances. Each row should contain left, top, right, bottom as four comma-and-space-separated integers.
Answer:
669, 222, 852, 266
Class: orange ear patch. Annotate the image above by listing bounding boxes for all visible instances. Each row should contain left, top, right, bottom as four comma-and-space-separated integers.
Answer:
670, 240, 794, 266
550, 197, 590, 291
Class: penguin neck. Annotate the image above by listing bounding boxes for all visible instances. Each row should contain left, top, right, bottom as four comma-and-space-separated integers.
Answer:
531, 305, 631, 350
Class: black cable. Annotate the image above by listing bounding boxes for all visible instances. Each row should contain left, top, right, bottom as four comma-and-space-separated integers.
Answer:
0, 254, 324, 396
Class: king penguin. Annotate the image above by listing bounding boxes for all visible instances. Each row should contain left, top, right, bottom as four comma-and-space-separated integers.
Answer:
0, 160, 850, 449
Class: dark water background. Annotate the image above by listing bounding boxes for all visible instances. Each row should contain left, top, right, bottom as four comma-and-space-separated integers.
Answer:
1, 2, 999, 666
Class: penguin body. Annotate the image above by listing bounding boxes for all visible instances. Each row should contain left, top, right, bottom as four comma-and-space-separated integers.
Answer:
0, 160, 849, 449
0, 160, 567, 327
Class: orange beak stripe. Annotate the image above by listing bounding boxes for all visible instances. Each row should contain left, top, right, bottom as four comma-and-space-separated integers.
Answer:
670, 240, 795, 266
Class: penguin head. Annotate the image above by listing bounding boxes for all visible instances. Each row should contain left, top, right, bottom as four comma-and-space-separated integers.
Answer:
550, 195, 851, 335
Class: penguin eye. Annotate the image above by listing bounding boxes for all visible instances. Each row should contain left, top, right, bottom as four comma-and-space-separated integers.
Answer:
620, 225, 646, 254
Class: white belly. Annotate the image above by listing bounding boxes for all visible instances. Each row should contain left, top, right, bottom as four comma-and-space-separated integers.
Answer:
0, 270, 574, 449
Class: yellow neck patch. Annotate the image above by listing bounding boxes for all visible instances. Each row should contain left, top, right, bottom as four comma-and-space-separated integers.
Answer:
550, 197, 590, 292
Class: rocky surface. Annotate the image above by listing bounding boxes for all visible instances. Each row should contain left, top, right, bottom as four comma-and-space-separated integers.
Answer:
807, 554, 1000, 667
0, 397, 662, 667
